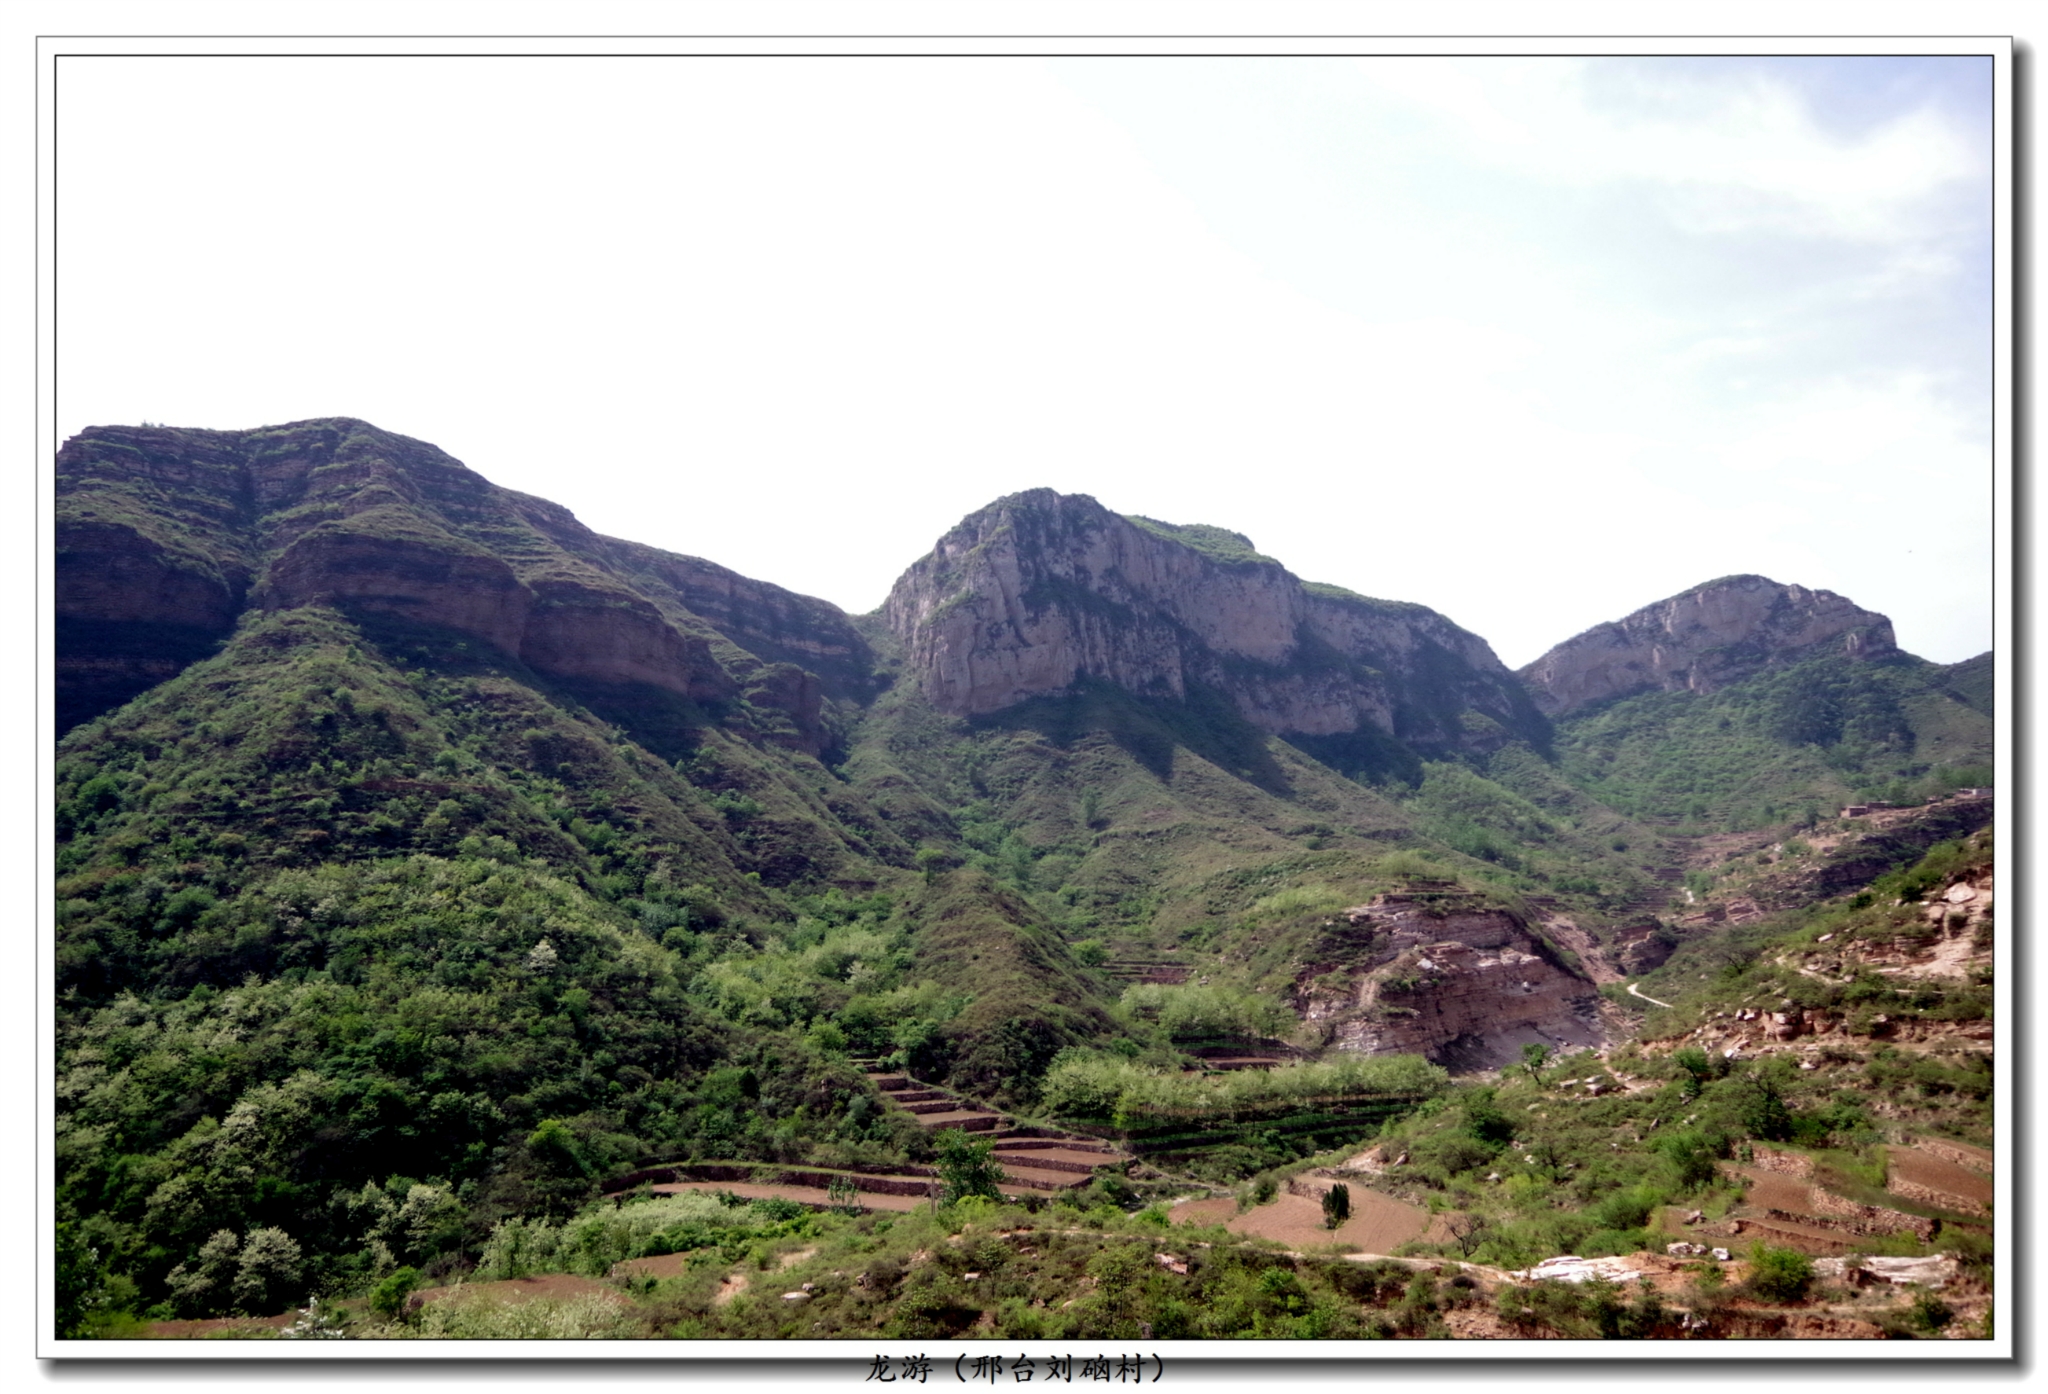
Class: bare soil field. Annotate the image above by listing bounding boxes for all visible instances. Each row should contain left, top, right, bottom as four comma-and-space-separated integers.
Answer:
1888, 1145, 1994, 1211
1171, 1189, 1433, 1253
1734, 1168, 1824, 1216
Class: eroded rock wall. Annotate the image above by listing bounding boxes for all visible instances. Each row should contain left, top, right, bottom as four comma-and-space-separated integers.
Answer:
1292, 894, 1606, 1070
882, 489, 1545, 755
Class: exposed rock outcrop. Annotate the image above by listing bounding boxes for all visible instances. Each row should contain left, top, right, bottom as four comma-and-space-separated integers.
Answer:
1292, 893, 1606, 1069
883, 490, 1546, 758
1517, 575, 1896, 717
54, 419, 893, 735
263, 523, 535, 655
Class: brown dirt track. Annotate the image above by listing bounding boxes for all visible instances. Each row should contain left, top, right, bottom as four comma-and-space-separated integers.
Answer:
1171, 1189, 1434, 1253
651, 1179, 932, 1211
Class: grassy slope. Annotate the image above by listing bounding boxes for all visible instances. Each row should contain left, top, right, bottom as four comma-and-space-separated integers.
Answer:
1550, 653, 1992, 833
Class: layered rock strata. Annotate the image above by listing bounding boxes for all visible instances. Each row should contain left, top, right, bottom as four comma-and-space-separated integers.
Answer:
883, 489, 1546, 756
1518, 574, 1897, 717
1292, 893, 1606, 1068
55, 420, 873, 747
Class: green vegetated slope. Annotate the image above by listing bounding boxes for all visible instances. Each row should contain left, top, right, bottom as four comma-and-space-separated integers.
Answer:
1550, 652, 1992, 833
54, 420, 1996, 1339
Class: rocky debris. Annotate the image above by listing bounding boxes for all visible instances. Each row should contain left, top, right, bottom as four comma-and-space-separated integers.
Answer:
1517, 574, 1896, 718
881, 488, 1544, 755
1814, 1255, 1959, 1289
1664, 1242, 1730, 1261
1509, 1255, 1643, 1285
1751, 799, 1994, 910
1294, 895, 1604, 1068
1154, 1254, 1189, 1275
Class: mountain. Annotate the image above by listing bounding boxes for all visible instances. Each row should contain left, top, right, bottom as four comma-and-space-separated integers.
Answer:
1526, 579, 1991, 833
55, 420, 877, 750
50, 419, 1995, 1335
1517, 574, 1897, 717
883, 489, 1549, 783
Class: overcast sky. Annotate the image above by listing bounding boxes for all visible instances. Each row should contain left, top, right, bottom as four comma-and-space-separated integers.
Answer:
56, 52, 1995, 667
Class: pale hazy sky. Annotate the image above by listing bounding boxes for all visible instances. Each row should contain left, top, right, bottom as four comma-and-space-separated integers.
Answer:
56, 50, 1997, 667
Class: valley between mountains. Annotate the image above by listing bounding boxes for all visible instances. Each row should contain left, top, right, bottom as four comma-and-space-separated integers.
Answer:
54, 419, 1995, 1341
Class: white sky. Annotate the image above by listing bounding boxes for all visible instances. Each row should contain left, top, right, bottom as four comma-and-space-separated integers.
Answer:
55, 51, 1996, 667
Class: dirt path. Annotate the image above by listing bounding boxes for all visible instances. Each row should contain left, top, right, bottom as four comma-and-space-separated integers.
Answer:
1627, 982, 1673, 1009
651, 1179, 934, 1212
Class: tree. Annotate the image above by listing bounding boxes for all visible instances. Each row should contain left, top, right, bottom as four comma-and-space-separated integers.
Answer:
1520, 1043, 1550, 1081
1321, 1183, 1351, 1230
1445, 1211, 1490, 1258
231, 1227, 304, 1316
933, 1128, 1005, 1204
54, 1220, 107, 1338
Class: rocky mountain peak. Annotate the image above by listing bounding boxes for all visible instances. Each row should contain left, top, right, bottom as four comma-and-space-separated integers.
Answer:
1516, 574, 1898, 717
882, 489, 1547, 759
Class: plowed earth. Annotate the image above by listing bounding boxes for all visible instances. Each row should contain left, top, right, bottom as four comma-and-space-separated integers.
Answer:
1170, 1189, 1434, 1253
1887, 1146, 1994, 1208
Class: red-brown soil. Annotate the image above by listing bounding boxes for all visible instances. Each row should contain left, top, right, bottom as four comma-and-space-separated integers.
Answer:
1171, 1189, 1433, 1253
1736, 1168, 1824, 1216
142, 1314, 295, 1339
611, 1251, 698, 1281
1887, 1145, 1994, 1211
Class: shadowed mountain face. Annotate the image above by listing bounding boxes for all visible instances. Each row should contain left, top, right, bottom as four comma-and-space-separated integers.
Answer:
55, 420, 874, 752
1516, 574, 1897, 718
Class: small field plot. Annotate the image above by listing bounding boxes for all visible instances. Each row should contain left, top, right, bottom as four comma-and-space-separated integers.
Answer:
1172, 1188, 1432, 1253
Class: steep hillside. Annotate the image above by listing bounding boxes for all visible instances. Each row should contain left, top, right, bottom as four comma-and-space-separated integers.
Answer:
882, 489, 1549, 780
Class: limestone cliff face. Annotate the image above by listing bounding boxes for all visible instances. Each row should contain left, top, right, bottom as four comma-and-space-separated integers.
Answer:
1518, 575, 1896, 718
882, 490, 1545, 754
1292, 893, 1606, 1069
53, 420, 881, 741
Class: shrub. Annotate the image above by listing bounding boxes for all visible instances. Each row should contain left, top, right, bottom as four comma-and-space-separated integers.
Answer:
369, 1266, 421, 1321
1909, 1289, 1955, 1332
1744, 1244, 1814, 1303
1321, 1183, 1351, 1229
